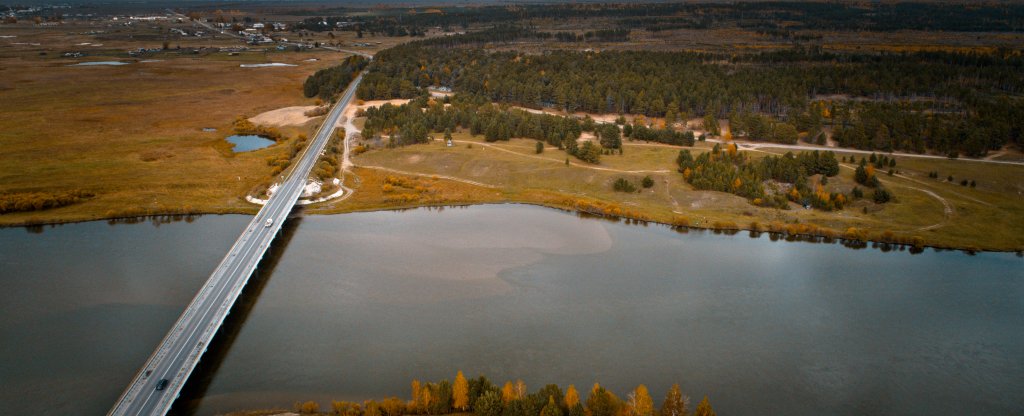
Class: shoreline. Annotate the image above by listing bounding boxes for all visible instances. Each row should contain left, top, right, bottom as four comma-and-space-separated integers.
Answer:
3, 201, 1021, 256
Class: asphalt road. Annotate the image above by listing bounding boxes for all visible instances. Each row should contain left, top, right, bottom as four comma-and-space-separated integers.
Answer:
108, 73, 364, 416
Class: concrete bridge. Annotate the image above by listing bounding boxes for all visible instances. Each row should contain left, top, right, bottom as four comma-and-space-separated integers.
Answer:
108, 73, 364, 416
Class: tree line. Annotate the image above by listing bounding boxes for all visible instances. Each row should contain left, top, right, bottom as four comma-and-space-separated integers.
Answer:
359, 34, 1022, 155
358, 93, 701, 164
360, 94, 582, 147
290, 2, 1024, 35
293, 372, 717, 416
304, 56, 369, 101
676, 147, 864, 211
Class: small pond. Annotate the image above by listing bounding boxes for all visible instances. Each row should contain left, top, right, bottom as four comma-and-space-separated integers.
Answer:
226, 135, 274, 152
68, 61, 130, 67
239, 63, 297, 68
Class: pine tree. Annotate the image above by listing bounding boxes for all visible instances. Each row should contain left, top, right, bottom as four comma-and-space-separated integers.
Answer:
585, 384, 619, 416
475, 391, 503, 416
541, 396, 563, 416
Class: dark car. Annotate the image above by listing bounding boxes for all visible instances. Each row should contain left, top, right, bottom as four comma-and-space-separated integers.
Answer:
156, 378, 169, 391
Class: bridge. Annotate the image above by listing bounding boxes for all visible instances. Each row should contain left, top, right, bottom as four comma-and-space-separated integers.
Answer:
108, 72, 365, 416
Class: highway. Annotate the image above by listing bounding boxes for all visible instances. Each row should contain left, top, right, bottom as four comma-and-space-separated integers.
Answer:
108, 72, 364, 416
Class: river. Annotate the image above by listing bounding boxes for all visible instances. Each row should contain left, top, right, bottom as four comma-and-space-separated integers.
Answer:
0, 205, 1021, 415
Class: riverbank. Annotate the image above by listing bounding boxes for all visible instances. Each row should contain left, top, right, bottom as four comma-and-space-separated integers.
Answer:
3, 172, 1021, 255
314, 130, 1024, 253
0, 35, 353, 228
3, 91, 1022, 254
5, 205, 1021, 415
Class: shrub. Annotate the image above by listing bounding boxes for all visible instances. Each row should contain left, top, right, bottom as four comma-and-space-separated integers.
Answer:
0, 190, 95, 214
296, 401, 320, 414
613, 178, 637, 192
873, 188, 893, 203
641, 175, 654, 188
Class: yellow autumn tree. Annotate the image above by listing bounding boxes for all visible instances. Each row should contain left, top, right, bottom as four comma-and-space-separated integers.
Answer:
815, 183, 830, 203
693, 396, 716, 416
565, 385, 581, 408
726, 142, 737, 157
298, 401, 320, 413
627, 385, 654, 416
731, 177, 742, 190
502, 381, 516, 403
411, 380, 422, 411
722, 130, 733, 141
419, 385, 432, 413
453, 371, 470, 411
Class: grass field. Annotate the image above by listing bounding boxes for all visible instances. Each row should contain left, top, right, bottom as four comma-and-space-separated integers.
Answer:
3, 21, 1022, 252
0, 21, 356, 225
319, 130, 1024, 252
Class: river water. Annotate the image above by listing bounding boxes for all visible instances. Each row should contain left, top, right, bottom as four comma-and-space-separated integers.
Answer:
0, 205, 1021, 415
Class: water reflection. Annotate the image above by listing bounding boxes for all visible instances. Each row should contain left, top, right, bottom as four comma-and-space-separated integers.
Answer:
0, 205, 1021, 416
169, 216, 304, 415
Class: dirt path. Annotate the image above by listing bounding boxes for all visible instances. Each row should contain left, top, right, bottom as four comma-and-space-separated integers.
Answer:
984, 150, 1008, 160
662, 175, 684, 214
836, 162, 955, 231
340, 105, 358, 170
625, 138, 1024, 166
734, 141, 1024, 166
453, 140, 672, 174
358, 165, 499, 188
893, 172, 993, 207
749, 145, 957, 231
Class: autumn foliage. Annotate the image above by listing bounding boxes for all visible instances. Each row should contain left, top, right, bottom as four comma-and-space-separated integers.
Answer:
292, 373, 714, 416
0, 190, 94, 214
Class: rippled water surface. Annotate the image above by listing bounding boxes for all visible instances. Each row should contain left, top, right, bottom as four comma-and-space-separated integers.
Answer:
0, 205, 1021, 415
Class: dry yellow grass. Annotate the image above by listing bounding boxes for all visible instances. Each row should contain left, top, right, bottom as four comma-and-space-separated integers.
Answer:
0, 22, 357, 225
321, 130, 1024, 252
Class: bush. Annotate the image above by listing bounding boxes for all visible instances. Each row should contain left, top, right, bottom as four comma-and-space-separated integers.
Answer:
0, 190, 95, 214
641, 175, 655, 188
613, 178, 637, 192
873, 188, 893, 203
296, 401, 320, 414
